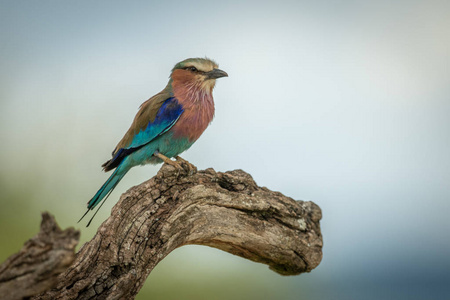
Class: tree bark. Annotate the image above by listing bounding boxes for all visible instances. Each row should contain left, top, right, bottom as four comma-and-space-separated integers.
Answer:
0, 213, 80, 300
0, 163, 323, 300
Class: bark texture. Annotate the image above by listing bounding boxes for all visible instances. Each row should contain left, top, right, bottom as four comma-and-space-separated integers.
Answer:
0, 163, 323, 300
0, 213, 80, 300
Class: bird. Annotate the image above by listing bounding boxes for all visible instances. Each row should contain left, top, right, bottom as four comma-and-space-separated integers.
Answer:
79, 57, 228, 226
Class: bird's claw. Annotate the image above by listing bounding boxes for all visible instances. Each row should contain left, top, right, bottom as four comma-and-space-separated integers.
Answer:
166, 160, 185, 172
175, 156, 197, 174
154, 153, 196, 175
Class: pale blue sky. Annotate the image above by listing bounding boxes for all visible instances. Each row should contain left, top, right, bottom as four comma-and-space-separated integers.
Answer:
1, 1, 449, 299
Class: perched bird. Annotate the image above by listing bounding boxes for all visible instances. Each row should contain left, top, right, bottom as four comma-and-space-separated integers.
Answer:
79, 57, 228, 226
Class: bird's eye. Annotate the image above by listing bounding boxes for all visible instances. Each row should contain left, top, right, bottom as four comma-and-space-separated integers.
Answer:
187, 66, 198, 72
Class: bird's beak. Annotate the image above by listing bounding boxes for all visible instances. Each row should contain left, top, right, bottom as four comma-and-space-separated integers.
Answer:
205, 68, 228, 80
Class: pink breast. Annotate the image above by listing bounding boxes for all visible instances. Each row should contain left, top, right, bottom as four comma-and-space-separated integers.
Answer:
171, 87, 215, 142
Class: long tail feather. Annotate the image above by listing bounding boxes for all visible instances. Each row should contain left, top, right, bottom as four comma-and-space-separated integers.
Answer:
79, 163, 129, 226
86, 182, 118, 227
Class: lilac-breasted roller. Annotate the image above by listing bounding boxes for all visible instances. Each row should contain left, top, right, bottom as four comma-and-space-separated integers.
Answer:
79, 58, 228, 226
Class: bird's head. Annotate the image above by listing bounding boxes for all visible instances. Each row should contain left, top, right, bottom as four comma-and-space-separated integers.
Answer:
170, 58, 228, 94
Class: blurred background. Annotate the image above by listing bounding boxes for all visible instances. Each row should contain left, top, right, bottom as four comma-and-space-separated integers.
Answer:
1, 0, 449, 299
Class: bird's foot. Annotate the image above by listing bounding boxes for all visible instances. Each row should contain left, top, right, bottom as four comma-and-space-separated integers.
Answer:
175, 156, 197, 174
154, 153, 197, 175
154, 152, 184, 172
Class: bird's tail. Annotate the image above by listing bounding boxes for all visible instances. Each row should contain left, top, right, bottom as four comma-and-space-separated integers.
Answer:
79, 163, 130, 226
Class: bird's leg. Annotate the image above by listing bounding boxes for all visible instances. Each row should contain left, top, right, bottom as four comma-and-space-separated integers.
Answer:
154, 152, 184, 171
175, 156, 197, 173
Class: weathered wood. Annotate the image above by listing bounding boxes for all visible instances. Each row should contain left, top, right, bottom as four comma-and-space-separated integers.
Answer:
0, 213, 79, 300
0, 163, 323, 299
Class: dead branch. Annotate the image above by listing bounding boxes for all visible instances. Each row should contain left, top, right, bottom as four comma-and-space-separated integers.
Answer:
0, 213, 79, 299
0, 163, 323, 299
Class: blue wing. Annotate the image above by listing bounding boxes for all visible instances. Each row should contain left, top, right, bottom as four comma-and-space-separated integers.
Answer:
103, 97, 183, 171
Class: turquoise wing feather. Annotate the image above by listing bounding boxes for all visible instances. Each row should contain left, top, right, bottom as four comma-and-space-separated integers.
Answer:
102, 97, 183, 171
81, 97, 183, 221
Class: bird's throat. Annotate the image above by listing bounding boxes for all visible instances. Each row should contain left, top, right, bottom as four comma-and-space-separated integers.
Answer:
170, 81, 215, 142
